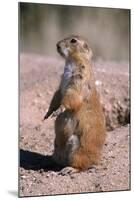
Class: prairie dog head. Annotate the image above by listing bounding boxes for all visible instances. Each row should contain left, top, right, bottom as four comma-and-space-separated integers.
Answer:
56, 35, 93, 61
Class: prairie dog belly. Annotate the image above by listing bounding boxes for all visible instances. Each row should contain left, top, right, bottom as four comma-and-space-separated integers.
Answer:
66, 134, 80, 162
53, 134, 80, 166
53, 111, 80, 166
60, 62, 75, 95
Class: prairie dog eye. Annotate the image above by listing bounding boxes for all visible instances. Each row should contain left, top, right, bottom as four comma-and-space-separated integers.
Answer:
70, 38, 77, 43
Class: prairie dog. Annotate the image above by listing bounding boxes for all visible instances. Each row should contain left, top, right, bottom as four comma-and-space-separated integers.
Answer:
44, 35, 106, 174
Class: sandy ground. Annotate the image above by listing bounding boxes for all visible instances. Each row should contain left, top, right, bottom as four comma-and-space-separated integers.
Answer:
19, 53, 130, 197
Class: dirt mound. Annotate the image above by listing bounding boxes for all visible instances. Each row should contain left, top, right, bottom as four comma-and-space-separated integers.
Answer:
94, 60, 129, 130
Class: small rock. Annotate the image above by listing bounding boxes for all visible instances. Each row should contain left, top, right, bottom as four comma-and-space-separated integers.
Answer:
50, 171, 57, 176
103, 166, 107, 170
104, 88, 109, 94
111, 155, 115, 158
88, 166, 97, 173
21, 175, 26, 179
46, 173, 50, 178
35, 125, 41, 131
95, 183, 100, 188
95, 80, 102, 86
39, 169, 44, 173
37, 92, 43, 98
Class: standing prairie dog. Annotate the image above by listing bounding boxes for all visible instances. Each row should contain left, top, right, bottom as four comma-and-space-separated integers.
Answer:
44, 35, 106, 174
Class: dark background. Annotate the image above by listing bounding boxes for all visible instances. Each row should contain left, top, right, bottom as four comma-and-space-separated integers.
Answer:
20, 3, 130, 61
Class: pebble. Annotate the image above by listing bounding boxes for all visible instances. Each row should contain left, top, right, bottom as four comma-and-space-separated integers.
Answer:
21, 175, 26, 179
103, 167, 107, 170
95, 80, 102, 86
35, 125, 41, 131
39, 169, 44, 173
46, 173, 50, 178
37, 92, 43, 98
50, 171, 57, 176
95, 183, 101, 188
104, 88, 109, 94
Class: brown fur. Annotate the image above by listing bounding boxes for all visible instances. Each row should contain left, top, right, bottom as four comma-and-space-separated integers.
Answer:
44, 35, 106, 171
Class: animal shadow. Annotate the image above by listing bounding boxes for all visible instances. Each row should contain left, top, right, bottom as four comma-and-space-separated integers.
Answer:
20, 149, 63, 172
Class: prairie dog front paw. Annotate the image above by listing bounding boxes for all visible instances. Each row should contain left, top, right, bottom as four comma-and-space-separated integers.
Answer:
51, 106, 65, 118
